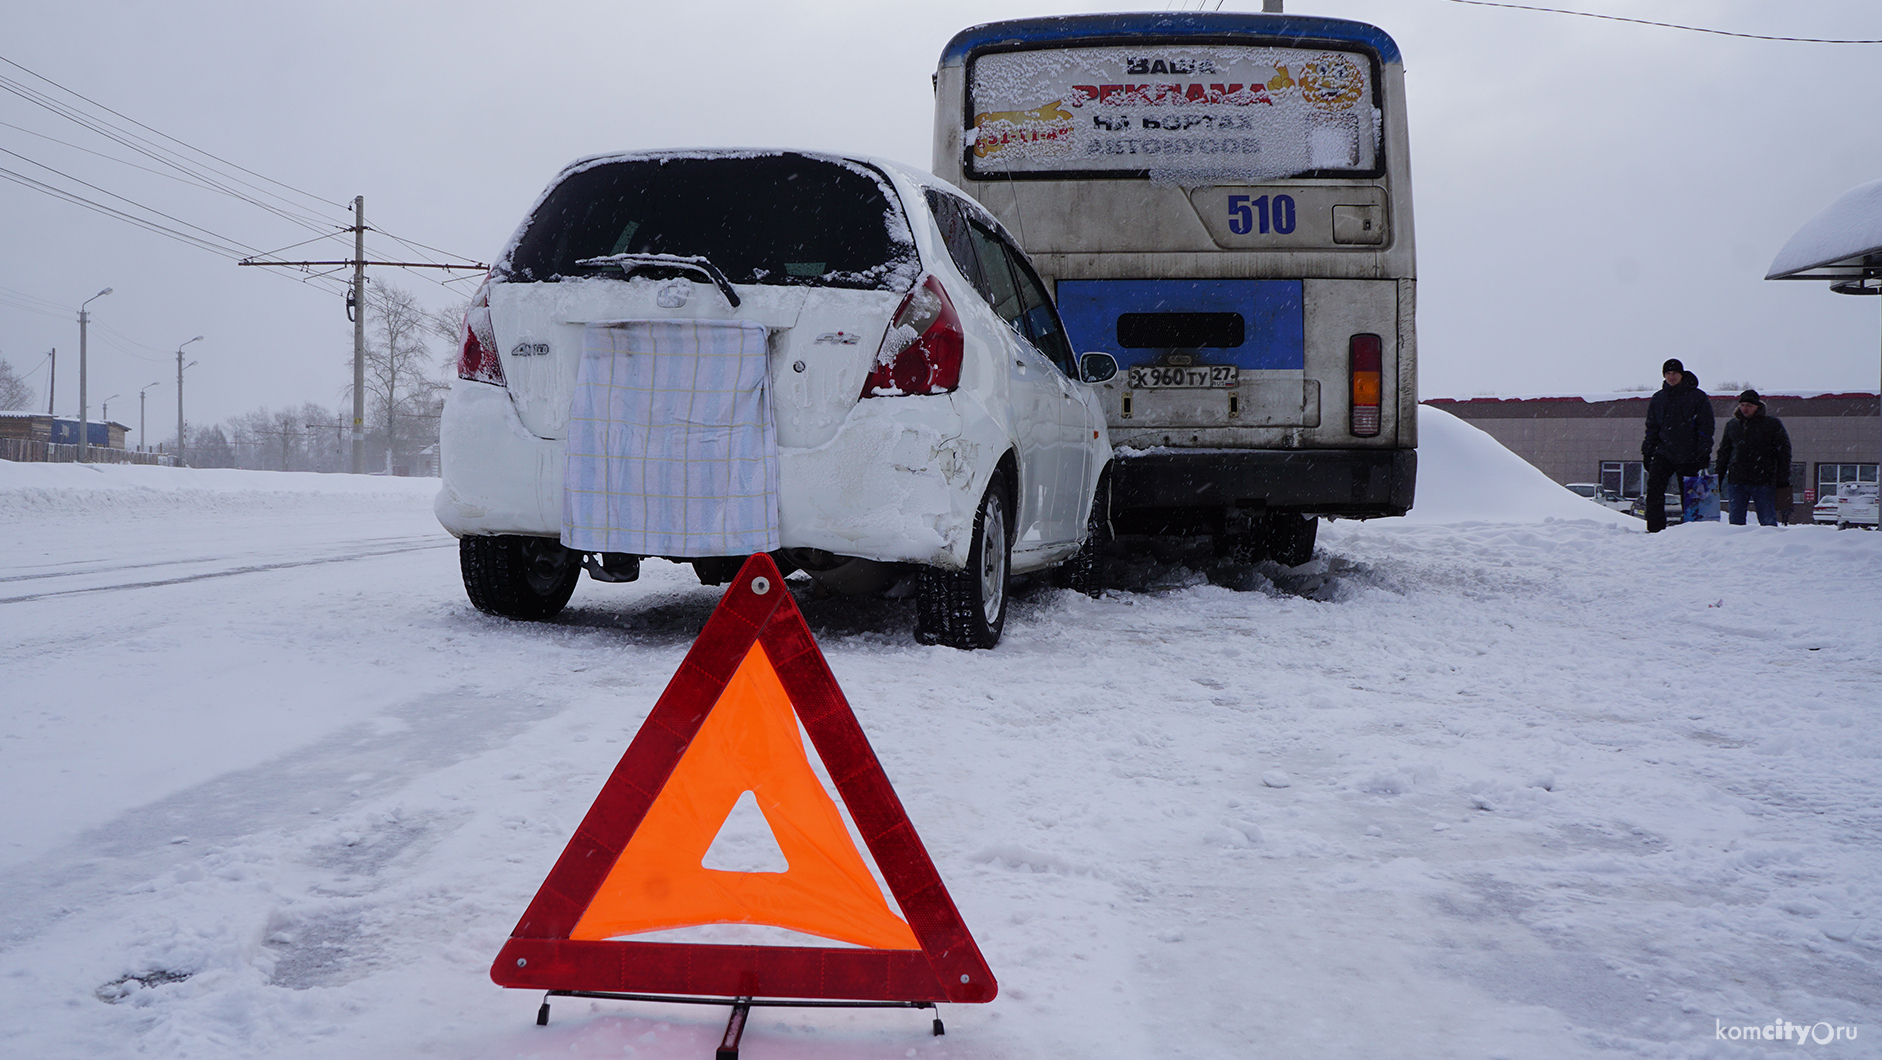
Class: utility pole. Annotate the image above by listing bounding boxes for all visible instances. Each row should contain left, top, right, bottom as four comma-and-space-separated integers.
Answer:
77, 287, 111, 463
238, 195, 485, 474
351, 196, 367, 474
46, 349, 55, 415
176, 335, 202, 466
138, 381, 161, 454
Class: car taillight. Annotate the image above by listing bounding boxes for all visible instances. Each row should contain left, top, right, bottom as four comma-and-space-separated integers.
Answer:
861, 276, 963, 397
457, 277, 505, 386
1349, 333, 1382, 437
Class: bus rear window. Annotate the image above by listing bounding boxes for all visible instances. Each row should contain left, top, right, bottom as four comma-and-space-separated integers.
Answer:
966, 44, 1380, 183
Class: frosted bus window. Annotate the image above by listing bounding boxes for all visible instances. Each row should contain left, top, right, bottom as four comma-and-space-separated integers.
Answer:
966, 46, 1380, 184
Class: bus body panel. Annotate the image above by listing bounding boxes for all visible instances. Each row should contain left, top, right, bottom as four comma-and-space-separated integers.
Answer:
933, 13, 1417, 529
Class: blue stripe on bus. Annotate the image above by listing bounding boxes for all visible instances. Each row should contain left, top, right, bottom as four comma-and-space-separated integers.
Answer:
1055, 279, 1305, 372
939, 13, 1401, 68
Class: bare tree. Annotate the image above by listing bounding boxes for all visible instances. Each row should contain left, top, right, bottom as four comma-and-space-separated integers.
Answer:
186, 424, 236, 468
429, 298, 469, 355
229, 406, 314, 471
299, 401, 345, 472
346, 281, 451, 472
0, 358, 34, 411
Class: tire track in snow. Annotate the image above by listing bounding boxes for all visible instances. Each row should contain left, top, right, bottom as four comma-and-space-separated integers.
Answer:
0, 538, 452, 604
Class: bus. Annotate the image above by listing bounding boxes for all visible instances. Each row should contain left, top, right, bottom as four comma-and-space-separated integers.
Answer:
932, 12, 1416, 564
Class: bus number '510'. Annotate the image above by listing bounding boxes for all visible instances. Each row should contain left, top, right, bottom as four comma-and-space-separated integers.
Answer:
1228, 194, 1296, 236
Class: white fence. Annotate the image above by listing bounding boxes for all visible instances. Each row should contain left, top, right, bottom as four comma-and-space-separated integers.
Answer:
0, 438, 173, 465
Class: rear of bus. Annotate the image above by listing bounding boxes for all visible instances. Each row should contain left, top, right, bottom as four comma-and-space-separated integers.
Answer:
932, 13, 1416, 562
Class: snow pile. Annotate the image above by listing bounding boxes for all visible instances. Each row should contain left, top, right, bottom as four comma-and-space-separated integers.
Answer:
1404, 404, 1636, 526
0, 460, 437, 496
0, 462, 437, 525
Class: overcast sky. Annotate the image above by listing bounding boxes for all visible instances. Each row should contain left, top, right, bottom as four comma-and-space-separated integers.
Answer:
3, 0, 1879, 441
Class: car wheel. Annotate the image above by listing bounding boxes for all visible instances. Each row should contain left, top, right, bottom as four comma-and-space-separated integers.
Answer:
1057, 465, 1110, 599
916, 472, 1010, 649
460, 534, 581, 619
1264, 512, 1318, 567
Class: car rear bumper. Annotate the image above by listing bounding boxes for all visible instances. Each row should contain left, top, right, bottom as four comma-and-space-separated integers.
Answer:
435, 380, 990, 569
1111, 446, 1416, 518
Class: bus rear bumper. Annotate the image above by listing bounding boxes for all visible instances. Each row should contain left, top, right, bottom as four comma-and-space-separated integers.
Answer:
1111, 447, 1416, 521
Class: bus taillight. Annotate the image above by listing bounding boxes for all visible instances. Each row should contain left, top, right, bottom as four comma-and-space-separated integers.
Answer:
862, 276, 964, 397
1350, 333, 1382, 437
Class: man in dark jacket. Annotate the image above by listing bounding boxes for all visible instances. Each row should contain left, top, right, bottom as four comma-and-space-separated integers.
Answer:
1714, 389, 1791, 527
1641, 358, 1714, 533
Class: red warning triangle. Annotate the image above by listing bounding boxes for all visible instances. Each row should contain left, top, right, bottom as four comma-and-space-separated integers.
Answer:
490, 553, 997, 1004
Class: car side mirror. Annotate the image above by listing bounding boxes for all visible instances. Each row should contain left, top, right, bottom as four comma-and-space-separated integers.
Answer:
1079, 352, 1118, 384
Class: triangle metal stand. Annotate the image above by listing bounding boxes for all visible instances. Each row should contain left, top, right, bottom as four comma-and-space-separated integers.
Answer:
534, 990, 944, 1058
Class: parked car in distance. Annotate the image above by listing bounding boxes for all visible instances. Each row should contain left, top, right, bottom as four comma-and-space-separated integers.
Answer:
1628, 490, 1682, 524
1832, 483, 1878, 529
1567, 482, 1630, 511
436, 149, 1114, 649
1813, 493, 1841, 525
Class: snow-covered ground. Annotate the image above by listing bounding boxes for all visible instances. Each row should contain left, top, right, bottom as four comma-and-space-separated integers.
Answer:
2, 408, 1877, 1060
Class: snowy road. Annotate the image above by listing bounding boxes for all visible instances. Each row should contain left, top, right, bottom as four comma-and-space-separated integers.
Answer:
2, 417, 1879, 1060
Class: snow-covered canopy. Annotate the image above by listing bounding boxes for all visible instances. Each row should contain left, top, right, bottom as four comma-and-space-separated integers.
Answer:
1766, 176, 1882, 281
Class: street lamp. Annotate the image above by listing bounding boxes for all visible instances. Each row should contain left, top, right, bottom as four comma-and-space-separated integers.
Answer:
77, 287, 112, 463
100, 394, 119, 424
138, 381, 161, 454
175, 336, 203, 467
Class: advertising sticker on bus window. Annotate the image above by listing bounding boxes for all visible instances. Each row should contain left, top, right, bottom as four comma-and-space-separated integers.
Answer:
966, 45, 1380, 184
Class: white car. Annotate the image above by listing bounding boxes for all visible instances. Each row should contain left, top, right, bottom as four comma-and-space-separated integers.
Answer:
1813, 493, 1841, 525
436, 149, 1115, 648
1567, 482, 1630, 512
1832, 483, 1878, 529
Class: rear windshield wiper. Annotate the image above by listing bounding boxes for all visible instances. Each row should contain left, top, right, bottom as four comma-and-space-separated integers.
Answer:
574, 253, 741, 308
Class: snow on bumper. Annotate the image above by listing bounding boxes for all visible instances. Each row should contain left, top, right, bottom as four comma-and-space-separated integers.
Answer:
434, 380, 562, 539
434, 379, 990, 569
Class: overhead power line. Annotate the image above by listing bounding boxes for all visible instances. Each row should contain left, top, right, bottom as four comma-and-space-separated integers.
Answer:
0, 165, 248, 258
0, 68, 341, 235
0, 53, 480, 298
0, 54, 346, 214
1440, 1, 1882, 43
0, 145, 258, 257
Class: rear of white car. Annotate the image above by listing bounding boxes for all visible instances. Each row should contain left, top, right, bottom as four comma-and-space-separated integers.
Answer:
436, 149, 1110, 647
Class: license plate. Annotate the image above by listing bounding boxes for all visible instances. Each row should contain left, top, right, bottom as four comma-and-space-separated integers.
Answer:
1126, 364, 1239, 388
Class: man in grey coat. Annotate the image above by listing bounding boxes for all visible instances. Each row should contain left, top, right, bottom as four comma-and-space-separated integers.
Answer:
1640, 358, 1714, 533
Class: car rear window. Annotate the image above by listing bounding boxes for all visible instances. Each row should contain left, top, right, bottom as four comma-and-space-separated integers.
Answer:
498, 154, 918, 291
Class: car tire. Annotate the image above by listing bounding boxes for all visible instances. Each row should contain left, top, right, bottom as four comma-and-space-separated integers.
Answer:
1057, 465, 1110, 599
916, 471, 1010, 649
460, 534, 581, 619
1264, 512, 1318, 568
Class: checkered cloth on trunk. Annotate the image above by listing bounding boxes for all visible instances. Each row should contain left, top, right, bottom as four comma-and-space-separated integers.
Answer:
562, 319, 779, 556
